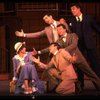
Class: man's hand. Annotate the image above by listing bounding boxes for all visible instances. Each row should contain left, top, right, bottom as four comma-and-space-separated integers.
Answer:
15, 29, 24, 37
32, 48, 38, 56
32, 56, 40, 64
72, 53, 78, 62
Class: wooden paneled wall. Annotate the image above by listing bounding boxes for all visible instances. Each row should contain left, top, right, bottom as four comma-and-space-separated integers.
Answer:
0, 2, 100, 76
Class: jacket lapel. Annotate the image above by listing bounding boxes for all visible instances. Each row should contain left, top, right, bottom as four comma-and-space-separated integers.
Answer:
63, 34, 70, 46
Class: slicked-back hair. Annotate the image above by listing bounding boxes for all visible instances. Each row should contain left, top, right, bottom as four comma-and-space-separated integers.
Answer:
57, 24, 66, 30
69, 3, 83, 12
49, 42, 61, 50
70, 3, 81, 9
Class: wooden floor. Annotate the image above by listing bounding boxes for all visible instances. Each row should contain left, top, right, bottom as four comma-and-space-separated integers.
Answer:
0, 74, 100, 99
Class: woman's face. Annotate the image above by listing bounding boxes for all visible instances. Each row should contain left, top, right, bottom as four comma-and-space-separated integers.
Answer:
20, 47, 26, 54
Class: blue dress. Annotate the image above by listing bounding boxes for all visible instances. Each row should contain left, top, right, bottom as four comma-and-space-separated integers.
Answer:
12, 52, 45, 94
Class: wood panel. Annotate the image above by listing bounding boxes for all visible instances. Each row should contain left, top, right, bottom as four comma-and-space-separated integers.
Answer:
0, 26, 6, 73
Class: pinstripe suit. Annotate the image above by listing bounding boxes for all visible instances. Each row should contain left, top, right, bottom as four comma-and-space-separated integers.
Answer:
56, 33, 100, 90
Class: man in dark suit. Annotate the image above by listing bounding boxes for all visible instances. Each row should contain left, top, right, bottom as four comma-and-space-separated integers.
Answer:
56, 24, 100, 91
68, 3, 100, 88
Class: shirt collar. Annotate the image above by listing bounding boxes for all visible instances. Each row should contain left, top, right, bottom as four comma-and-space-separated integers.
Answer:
54, 50, 58, 55
76, 14, 82, 22
63, 33, 67, 37
14, 52, 27, 61
50, 21, 57, 28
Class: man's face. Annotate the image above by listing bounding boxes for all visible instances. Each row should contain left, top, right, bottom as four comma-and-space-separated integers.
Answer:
70, 6, 80, 16
57, 26, 66, 36
49, 44, 57, 54
43, 15, 53, 24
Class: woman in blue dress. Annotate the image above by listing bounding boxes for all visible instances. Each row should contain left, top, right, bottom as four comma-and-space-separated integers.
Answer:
11, 42, 45, 95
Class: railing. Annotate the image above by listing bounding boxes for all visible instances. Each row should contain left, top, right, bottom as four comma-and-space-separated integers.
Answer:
0, 48, 9, 73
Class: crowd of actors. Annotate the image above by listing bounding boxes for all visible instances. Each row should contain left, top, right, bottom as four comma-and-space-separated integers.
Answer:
10, 3, 100, 96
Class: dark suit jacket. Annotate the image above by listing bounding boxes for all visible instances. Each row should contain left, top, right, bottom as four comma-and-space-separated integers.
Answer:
69, 15, 100, 49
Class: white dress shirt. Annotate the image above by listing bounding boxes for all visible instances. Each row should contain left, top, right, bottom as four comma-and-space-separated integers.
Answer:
51, 21, 59, 42
76, 14, 83, 22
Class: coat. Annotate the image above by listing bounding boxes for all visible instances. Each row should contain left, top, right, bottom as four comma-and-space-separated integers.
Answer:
40, 49, 77, 95
56, 33, 100, 90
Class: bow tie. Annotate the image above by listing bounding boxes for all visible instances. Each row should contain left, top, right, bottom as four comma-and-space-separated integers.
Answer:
77, 17, 80, 22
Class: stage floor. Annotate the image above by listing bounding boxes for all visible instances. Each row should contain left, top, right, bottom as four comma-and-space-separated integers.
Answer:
0, 79, 100, 96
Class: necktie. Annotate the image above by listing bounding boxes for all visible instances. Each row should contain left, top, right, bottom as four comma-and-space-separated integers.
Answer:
52, 27, 59, 42
78, 17, 80, 22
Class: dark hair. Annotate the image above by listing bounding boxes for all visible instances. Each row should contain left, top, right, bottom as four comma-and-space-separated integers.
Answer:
70, 3, 82, 9
57, 24, 66, 30
49, 42, 61, 50
43, 13, 57, 19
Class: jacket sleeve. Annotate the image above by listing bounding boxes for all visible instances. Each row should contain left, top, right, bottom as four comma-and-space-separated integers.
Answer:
65, 33, 79, 52
26, 29, 46, 38
38, 58, 54, 69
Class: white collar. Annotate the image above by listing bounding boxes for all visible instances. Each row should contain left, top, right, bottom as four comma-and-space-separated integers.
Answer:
76, 14, 82, 22
54, 50, 58, 55
63, 33, 67, 37
50, 21, 57, 28
14, 52, 27, 61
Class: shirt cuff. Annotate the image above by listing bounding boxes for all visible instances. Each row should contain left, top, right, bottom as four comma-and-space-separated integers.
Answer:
24, 34, 26, 37
38, 51, 41, 54
13, 77, 18, 81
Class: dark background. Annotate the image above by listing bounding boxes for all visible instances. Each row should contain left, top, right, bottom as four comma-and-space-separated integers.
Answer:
0, 1, 100, 79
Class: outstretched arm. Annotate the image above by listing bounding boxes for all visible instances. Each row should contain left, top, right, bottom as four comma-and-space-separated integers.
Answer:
15, 29, 45, 38
32, 56, 47, 69
15, 29, 25, 37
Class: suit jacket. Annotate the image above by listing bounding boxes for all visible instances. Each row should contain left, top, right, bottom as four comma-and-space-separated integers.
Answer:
40, 49, 77, 95
56, 33, 87, 64
26, 21, 61, 54
69, 15, 100, 49
26, 21, 60, 43
41, 49, 77, 81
